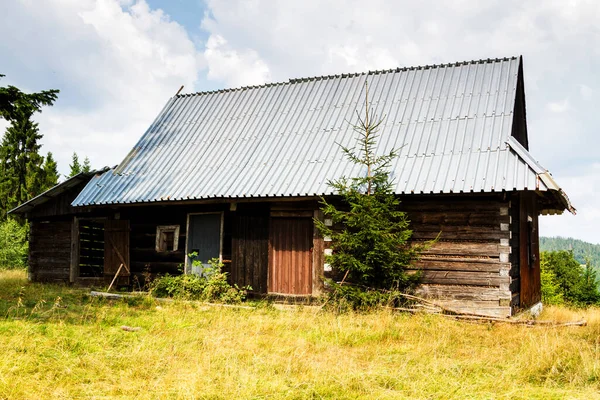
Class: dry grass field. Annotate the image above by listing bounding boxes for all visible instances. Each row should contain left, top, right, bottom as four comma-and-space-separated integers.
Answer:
1, 269, 599, 399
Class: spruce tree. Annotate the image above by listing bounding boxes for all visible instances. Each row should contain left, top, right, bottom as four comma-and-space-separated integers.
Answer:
0, 74, 58, 122
0, 106, 46, 217
82, 156, 91, 173
316, 82, 420, 301
42, 152, 59, 189
0, 75, 59, 219
69, 152, 81, 177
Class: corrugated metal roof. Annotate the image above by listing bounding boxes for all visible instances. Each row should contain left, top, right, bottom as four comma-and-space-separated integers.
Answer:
72, 56, 569, 208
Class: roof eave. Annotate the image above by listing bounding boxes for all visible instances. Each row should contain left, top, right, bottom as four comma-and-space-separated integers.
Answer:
8, 168, 110, 216
538, 172, 576, 215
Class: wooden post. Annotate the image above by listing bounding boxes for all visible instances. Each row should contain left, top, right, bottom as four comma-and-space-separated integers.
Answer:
69, 217, 80, 284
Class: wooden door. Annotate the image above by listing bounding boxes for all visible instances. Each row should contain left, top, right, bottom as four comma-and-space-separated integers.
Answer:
232, 213, 269, 293
186, 213, 223, 274
269, 218, 313, 295
104, 220, 130, 284
519, 194, 541, 307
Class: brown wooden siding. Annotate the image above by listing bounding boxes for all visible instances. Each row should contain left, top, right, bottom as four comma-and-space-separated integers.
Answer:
231, 212, 269, 294
29, 219, 72, 282
403, 196, 513, 318
269, 217, 313, 295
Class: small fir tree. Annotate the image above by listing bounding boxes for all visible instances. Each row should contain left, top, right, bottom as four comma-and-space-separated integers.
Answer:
82, 156, 91, 173
316, 82, 420, 302
42, 152, 59, 189
69, 152, 81, 177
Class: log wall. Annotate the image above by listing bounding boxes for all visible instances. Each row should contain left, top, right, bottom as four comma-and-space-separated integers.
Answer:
26, 192, 540, 317
29, 219, 72, 282
403, 196, 514, 318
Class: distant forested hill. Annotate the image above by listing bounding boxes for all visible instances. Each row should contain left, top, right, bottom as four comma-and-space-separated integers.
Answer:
540, 237, 600, 267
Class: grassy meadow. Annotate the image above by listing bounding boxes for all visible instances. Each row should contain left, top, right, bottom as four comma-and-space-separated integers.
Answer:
1, 269, 600, 399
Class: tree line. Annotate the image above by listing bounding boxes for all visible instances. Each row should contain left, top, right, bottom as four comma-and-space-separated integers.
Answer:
541, 250, 600, 306
0, 74, 92, 268
540, 236, 600, 268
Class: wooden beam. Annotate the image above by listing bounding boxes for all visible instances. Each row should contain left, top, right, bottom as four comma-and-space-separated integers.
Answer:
69, 217, 80, 283
107, 263, 124, 292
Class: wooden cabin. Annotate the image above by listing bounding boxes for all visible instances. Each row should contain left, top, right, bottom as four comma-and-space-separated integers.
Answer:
10, 56, 574, 317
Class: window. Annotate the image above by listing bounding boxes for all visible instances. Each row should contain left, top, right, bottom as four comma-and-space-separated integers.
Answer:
156, 225, 180, 252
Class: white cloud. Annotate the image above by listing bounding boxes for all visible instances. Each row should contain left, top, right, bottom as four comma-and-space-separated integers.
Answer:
204, 34, 270, 87
546, 98, 570, 113
0, 0, 203, 176
579, 84, 593, 100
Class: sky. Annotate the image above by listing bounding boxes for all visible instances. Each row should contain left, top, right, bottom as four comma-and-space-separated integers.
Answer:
0, 0, 598, 243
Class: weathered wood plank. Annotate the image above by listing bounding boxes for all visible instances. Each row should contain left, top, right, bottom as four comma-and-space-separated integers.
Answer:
411, 224, 504, 233
409, 212, 509, 226
271, 210, 313, 218
409, 270, 509, 287
414, 258, 509, 273
415, 284, 511, 301
401, 202, 504, 212
412, 230, 509, 241
418, 241, 509, 257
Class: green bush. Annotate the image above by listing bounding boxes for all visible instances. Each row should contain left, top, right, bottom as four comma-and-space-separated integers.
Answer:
540, 250, 600, 306
0, 218, 28, 269
149, 258, 250, 303
540, 258, 564, 305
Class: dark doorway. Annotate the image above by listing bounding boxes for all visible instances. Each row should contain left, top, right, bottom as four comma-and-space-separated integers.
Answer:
186, 213, 223, 274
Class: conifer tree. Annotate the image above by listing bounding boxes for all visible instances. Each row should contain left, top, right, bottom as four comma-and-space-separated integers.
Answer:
82, 156, 91, 173
42, 152, 59, 189
0, 74, 58, 122
0, 75, 59, 219
69, 152, 81, 177
316, 82, 420, 299
0, 106, 46, 217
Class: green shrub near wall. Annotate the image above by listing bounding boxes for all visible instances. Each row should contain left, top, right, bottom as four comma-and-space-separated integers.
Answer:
0, 219, 28, 269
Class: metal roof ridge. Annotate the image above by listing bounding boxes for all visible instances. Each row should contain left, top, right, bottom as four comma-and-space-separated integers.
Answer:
177, 56, 520, 98
506, 136, 546, 174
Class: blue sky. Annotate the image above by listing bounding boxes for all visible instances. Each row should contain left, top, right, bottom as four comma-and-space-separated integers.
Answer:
0, 0, 598, 243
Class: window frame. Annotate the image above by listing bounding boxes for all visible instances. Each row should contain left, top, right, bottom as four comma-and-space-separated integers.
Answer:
155, 225, 180, 253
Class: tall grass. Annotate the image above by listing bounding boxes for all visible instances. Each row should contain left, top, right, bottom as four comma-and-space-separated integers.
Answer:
1, 269, 599, 399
